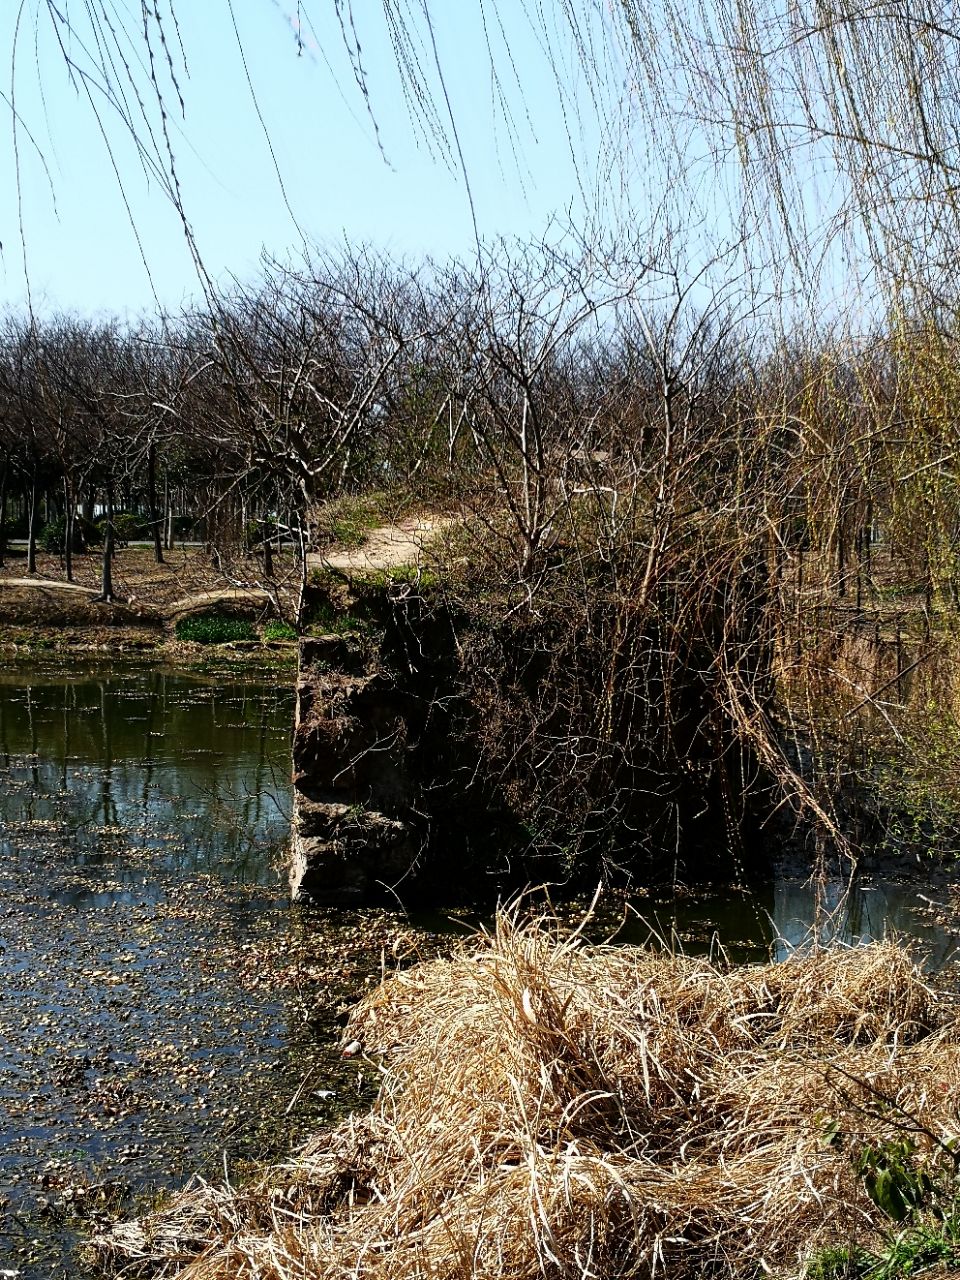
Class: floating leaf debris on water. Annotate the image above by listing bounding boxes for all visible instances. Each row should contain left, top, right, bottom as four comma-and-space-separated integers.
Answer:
0, 662, 445, 1280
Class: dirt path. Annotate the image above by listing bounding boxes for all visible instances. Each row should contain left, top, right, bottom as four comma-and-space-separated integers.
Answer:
0, 576, 99, 595
165, 587, 274, 616
0, 517, 452, 632
308, 516, 451, 576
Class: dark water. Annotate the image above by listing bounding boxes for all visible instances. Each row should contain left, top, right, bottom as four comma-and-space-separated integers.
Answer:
0, 661, 419, 1279
1, 659, 957, 1277
0, 664, 290, 893
607, 871, 960, 968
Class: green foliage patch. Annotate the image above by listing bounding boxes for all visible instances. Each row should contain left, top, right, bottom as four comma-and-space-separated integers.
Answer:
869, 697, 960, 861
98, 513, 151, 545
262, 619, 298, 641
315, 491, 392, 549
805, 1245, 875, 1280
806, 1129, 960, 1280
244, 517, 282, 549
357, 563, 439, 590
39, 515, 102, 554
174, 614, 256, 644
305, 602, 376, 638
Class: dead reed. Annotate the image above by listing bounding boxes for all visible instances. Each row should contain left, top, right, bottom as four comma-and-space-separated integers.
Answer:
91, 910, 960, 1279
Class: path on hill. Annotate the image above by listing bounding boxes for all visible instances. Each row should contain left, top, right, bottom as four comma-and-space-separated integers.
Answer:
308, 515, 452, 576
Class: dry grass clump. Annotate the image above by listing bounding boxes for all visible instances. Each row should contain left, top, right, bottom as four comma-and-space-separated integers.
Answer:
91, 911, 960, 1280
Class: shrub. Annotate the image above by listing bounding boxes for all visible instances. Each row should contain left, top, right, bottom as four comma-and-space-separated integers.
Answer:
39, 518, 69, 554
359, 563, 439, 589
39, 515, 102, 553
244, 517, 282, 549
4, 511, 29, 539
315, 492, 391, 549
174, 614, 256, 644
105, 512, 150, 545
262, 619, 298, 641
305, 601, 376, 637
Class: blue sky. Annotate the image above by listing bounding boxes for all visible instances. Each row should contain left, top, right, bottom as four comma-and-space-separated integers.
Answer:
0, 2, 624, 317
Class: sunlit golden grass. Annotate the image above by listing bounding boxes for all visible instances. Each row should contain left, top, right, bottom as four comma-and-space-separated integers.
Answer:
91, 909, 960, 1279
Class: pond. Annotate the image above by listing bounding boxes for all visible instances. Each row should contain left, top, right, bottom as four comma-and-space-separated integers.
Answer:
0, 660, 441, 1278
1, 658, 958, 1277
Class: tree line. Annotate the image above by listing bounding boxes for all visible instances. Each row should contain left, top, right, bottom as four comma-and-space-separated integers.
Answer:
4, 234, 960, 862
2, 239, 956, 615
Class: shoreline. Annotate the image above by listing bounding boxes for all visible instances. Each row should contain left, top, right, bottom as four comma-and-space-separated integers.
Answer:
0, 546, 302, 665
0, 620, 299, 668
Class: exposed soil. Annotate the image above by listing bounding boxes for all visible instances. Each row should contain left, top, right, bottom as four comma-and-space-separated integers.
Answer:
0, 520, 450, 656
0, 548, 302, 657
308, 516, 452, 577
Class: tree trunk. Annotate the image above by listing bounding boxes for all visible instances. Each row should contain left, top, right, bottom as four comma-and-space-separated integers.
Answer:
854, 523, 862, 619
147, 441, 164, 564
0, 463, 7, 568
836, 515, 847, 599
63, 477, 74, 583
263, 519, 273, 576
100, 484, 115, 603
294, 511, 309, 631
27, 473, 38, 574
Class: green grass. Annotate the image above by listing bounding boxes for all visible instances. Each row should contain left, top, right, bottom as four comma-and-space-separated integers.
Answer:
174, 615, 256, 645
805, 1133, 960, 1279
805, 1244, 875, 1280
806, 1222, 960, 1280
357, 564, 440, 589
873, 581, 927, 601
317, 492, 390, 550
261, 619, 298, 641
869, 1216, 960, 1279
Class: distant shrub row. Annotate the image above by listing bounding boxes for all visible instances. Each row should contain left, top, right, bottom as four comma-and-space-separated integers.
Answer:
36, 513, 197, 554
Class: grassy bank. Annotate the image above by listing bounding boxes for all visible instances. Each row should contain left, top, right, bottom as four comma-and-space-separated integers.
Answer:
0, 546, 301, 665
91, 909, 960, 1280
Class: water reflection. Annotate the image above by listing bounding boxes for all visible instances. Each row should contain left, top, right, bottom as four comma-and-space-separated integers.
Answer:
771, 874, 960, 966
0, 661, 302, 1280
614, 872, 960, 968
0, 664, 293, 898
